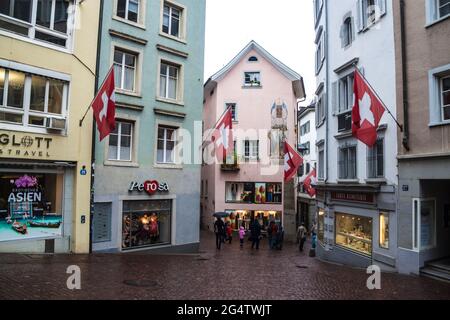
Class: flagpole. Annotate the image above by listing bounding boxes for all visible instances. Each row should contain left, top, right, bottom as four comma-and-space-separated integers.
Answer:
202, 105, 233, 146
353, 64, 403, 132
79, 65, 114, 127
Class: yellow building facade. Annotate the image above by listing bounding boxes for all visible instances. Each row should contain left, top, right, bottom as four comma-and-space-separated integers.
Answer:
0, 0, 100, 253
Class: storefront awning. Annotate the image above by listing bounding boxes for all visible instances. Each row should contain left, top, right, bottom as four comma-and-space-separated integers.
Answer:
0, 160, 76, 169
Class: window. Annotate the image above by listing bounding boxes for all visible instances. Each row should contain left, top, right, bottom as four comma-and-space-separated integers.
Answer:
0, 0, 75, 48
412, 199, 437, 251
358, 0, 386, 30
317, 209, 325, 243
441, 76, 450, 121
157, 125, 177, 164
122, 200, 172, 249
335, 73, 354, 132
117, 0, 140, 23
269, 129, 282, 159
336, 213, 373, 256
114, 49, 137, 92
248, 56, 258, 62
244, 72, 261, 87
438, 0, 450, 18
306, 162, 311, 174
338, 145, 357, 179
244, 140, 259, 162
367, 139, 384, 178
314, 0, 324, 23
316, 92, 326, 126
318, 149, 324, 180
342, 17, 353, 47
225, 182, 282, 204
226, 103, 237, 121
159, 62, 180, 100
108, 121, 133, 161
299, 142, 310, 156
162, 2, 182, 38
0, 66, 67, 130
315, 30, 325, 73
379, 212, 389, 249
300, 121, 310, 136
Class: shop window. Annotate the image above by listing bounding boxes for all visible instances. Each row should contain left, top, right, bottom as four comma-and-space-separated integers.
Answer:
335, 213, 373, 256
0, 172, 64, 242
0, 66, 68, 131
225, 182, 282, 204
122, 200, 172, 249
412, 199, 437, 250
317, 209, 325, 243
108, 121, 133, 162
379, 212, 389, 249
0, 0, 75, 49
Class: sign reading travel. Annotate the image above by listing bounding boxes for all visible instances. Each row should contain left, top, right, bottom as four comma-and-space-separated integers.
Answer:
0, 133, 52, 158
129, 180, 170, 195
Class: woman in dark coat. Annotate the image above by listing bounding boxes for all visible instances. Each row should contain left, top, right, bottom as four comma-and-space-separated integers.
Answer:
250, 220, 261, 250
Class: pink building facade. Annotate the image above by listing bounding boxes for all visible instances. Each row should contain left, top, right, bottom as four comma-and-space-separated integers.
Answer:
201, 41, 305, 236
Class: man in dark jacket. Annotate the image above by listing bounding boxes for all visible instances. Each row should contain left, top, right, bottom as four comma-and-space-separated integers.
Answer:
214, 218, 225, 250
250, 220, 261, 250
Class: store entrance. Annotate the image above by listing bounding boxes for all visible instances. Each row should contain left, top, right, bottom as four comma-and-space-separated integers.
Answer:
226, 210, 282, 232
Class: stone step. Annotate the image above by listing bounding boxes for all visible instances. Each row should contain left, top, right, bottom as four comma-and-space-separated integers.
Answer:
427, 259, 450, 273
420, 267, 450, 283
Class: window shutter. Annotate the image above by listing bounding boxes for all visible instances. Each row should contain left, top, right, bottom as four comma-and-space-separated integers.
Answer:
357, 0, 364, 32
332, 81, 338, 116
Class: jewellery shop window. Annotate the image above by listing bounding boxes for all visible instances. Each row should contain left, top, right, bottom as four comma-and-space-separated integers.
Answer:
122, 200, 172, 250
335, 213, 372, 256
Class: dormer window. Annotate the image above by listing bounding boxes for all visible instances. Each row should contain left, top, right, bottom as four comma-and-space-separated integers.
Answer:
248, 56, 258, 62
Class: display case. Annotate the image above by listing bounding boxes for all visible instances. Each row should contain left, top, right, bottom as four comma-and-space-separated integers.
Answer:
335, 213, 372, 256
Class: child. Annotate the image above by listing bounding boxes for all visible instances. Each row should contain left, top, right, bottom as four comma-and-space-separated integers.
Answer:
239, 226, 246, 248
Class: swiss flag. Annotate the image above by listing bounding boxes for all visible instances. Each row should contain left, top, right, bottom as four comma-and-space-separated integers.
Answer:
303, 168, 317, 197
352, 69, 385, 147
284, 141, 303, 182
211, 107, 233, 162
92, 67, 116, 142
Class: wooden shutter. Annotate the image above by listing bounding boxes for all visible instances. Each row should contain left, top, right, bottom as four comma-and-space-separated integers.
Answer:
332, 81, 338, 116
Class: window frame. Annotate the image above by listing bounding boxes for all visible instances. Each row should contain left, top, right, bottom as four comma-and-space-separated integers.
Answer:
428, 64, 450, 126
160, 0, 187, 42
243, 71, 261, 87
343, 17, 353, 47
157, 58, 184, 105
244, 140, 259, 162
113, 48, 137, 93
315, 28, 325, 74
338, 144, 357, 180
154, 121, 182, 169
318, 147, 325, 181
113, 0, 146, 28
440, 75, 450, 122
0, 0, 76, 51
0, 61, 69, 134
412, 198, 437, 251
367, 138, 385, 179
107, 120, 133, 162
225, 102, 237, 122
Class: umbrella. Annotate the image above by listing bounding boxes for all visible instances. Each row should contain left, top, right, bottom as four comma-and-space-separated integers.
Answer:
213, 212, 230, 218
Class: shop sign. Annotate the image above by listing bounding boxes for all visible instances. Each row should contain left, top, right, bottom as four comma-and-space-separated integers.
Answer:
331, 192, 374, 204
0, 133, 52, 158
129, 180, 170, 195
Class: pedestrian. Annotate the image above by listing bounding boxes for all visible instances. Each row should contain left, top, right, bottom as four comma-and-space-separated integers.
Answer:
226, 223, 233, 244
214, 217, 225, 250
250, 220, 261, 250
297, 223, 308, 252
270, 222, 278, 249
267, 221, 274, 249
311, 221, 317, 237
239, 225, 246, 248
275, 224, 284, 250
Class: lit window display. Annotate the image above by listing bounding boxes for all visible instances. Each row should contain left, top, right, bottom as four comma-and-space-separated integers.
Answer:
335, 213, 372, 256
225, 210, 281, 231
0, 172, 64, 242
225, 182, 282, 204
122, 200, 171, 249
379, 212, 389, 249
318, 209, 325, 243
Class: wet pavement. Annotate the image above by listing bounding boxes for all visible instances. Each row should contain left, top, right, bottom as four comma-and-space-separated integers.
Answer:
0, 231, 449, 300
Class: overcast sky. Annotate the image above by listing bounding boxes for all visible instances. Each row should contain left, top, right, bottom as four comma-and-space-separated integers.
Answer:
204, 0, 316, 105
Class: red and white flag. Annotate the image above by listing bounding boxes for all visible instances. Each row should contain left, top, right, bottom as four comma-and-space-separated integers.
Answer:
352, 69, 385, 147
92, 67, 116, 141
303, 168, 317, 197
284, 141, 303, 182
211, 107, 233, 161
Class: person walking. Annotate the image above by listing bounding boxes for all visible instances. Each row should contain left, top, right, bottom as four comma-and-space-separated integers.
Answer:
267, 221, 274, 249
275, 224, 284, 250
270, 222, 278, 249
239, 225, 246, 249
297, 223, 308, 252
214, 217, 225, 250
250, 220, 261, 250
226, 223, 233, 244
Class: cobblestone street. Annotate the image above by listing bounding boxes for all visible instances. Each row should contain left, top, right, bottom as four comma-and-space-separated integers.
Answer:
0, 231, 449, 300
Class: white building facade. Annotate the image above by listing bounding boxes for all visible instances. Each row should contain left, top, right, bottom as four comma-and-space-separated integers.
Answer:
313, 0, 399, 271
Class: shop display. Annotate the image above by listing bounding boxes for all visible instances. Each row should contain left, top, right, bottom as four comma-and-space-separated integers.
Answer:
335, 213, 372, 256
0, 173, 63, 242
225, 182, 282, 204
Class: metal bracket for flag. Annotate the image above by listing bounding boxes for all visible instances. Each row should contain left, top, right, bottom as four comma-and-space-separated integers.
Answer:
352, 63, 403, 132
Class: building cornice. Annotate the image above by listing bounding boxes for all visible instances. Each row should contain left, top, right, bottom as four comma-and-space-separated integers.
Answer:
108, 29, 147, 45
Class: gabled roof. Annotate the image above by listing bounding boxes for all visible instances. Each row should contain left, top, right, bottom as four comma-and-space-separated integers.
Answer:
204, 40, 306, 99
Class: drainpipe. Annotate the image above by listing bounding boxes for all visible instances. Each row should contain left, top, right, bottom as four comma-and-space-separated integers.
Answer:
89, 0, 104, 254
325, 0, 330, 183
400, 0, 410, 151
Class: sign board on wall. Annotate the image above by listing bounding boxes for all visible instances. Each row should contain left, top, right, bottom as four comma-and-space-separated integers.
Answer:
129, 180, 170, 195
0, 133, 52, 158
331, 192, 375, 204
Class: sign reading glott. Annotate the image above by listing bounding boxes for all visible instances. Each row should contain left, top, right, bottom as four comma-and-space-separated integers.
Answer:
129, 180, 170, 195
